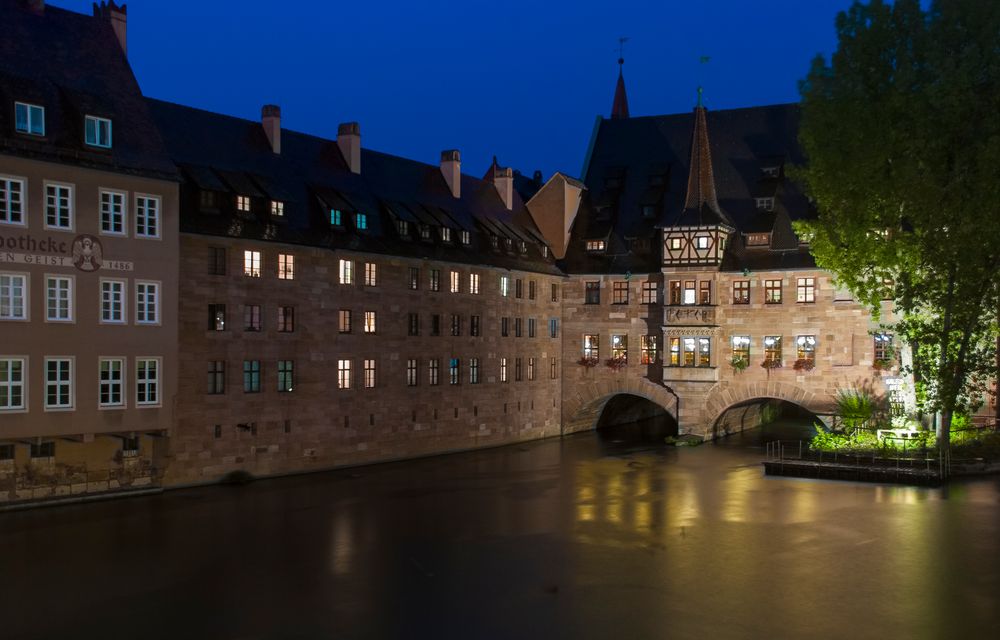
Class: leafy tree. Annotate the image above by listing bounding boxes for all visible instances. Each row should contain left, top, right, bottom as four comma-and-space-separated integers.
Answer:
796, 0, 1000, 451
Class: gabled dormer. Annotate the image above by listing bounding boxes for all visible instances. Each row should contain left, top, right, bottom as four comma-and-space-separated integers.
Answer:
661, 100, 735, 266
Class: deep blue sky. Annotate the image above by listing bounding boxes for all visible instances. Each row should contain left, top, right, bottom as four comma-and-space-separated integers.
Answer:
57, 0, 854, 179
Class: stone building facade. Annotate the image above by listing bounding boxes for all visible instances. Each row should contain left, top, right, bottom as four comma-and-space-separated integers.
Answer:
0, 1, 179, 502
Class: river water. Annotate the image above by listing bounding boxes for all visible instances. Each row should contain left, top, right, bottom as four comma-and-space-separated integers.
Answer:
1, 418, 998, 639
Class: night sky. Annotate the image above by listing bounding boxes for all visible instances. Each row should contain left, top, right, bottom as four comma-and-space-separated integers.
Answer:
55, 0, 855, 179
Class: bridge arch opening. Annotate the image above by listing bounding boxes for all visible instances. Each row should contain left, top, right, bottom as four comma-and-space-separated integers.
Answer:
595, 393, 679, 446
712, 398, 825, 442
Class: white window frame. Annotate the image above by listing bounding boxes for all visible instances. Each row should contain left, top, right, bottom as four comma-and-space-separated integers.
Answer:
85, 115, 113, 148
135, 280, 161, 325
44, 356, 74, 411
236, 195, 251, 212
100, 278, 127, 324
45, 274, 74, 323
243, 250, 261, 277
135, 194, 161, 239
337, 359, 352, 390
14, 102, 45, 136
450, 270, 460, 293
695, 236, 710, 250
469, 273, 480, 295
271, 200, 284, 217
0, 272, 29, 321
441, 227, 452, 242
43, 181, 74, 231
364, 262, 377, 287
0, 175, 27, 226
339, 259, 353, 285
500, 276, 509, 297
99, 189, 127, 236
135, 357, 161, 407
0, 356, 28, 412
98, 357, 126, 409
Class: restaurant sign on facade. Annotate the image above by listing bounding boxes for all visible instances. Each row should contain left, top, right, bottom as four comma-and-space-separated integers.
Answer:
0, 232, 133, 272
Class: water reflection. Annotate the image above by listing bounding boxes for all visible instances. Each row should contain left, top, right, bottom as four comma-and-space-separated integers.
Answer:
0, 415, 997, 639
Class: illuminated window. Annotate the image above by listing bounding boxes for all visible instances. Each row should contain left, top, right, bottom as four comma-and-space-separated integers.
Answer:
669, 237, 682, 250
338, 309, 352, 333
695, 236, 710, 250
450, 270, 460, 293
364, 359, 376, 388
429, 269, 440, 292
641, 335, 658, 364
732, 335, 750, 366
355, 213, 367, 230
612, 281, 628, 304
683, 281, 696, 305
243, 250, 261, 277
669, 337, 680, 366
611, 334, 627, 361
527, 357, 536, 381
14, 102, 45, 136
364, 262, 377, 287
764, 279, 782, 304
764, 336, 782, 363
207, 304, 226, 331
733, 280, 750, 304
449, 358, 460, 385
461, 230, 470, 245
278, 360, 294, 392
330, 209, 342, 225
755, 197, 775, 211
406, 359, 418, 386
408, 267, 419, 290
500, 276, 509, 297
796, 277, 816, 303
582, 334, 599, 360
796, 335, 816, 362
470, 358, 480, 384
641, 282, 657, 304
396, 219, 409, 236
586, 240, 606, 252
84, 115, 112, 148
499, 357, 508, 382
428, 359, 439, 385
339, 259, 353, 284
242, 360, 260, 393
337, 360, 352, 389
236, 195, 251, 212
699, 281, 711, 305
271, 201, 284, 217
441, 227, 452, 242
278, 254, 294, 280
469, 273, 480, 294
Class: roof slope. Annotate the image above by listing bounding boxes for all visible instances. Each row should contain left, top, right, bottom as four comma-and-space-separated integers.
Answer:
563, 103, 815, 274
0, 2, 176, 179
146, 98, 560, 274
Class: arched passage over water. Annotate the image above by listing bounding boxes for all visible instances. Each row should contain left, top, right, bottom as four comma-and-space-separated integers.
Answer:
595, 394, 680, 447
712, 398, 825, 442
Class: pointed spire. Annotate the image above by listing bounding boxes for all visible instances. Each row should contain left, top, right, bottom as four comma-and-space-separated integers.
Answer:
683, 99, 722, 217
611, 57, 630, 119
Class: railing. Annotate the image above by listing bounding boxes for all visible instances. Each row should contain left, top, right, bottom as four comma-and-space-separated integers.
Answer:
764, 440, 947, 477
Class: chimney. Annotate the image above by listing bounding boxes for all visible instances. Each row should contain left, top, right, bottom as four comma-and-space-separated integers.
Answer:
337, 122, 361, 174
93, 1, 128, 56
26, 0, 44, 15
493, 166, 514, 210
261, 104, 281, 154
440, 150, 461, 198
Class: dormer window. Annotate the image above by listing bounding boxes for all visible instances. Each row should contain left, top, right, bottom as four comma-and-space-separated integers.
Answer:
236, 195, 251, 212
199, 190, 217, 211
586, 240, 606, 252
490, 235, 499, 250
330, 209, 342, 226
396, 220, 409, 236
505, 238, 513, 251
746, 233, 770, 246
420, 224, 431, 241
460, 230, 470, 245
755, 197, 775, 211
84, 115, 112, 148
761, 166, 780, 178
271, 200, 284, 217
541, 245, 549, 258
14, 102, 44, 136
518, 241, 527, 254
695, 236, 710, 250
355, 213, 368, 230
440, 227, 451, 242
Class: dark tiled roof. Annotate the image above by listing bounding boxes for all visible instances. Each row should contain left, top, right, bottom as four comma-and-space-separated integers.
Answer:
0, 3, 176, 179
563, 103, 815, 274
146, 98, 561, 275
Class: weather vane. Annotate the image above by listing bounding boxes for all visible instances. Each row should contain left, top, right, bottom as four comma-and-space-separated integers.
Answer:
618, 36, 629, 66
697, 54, 711, 106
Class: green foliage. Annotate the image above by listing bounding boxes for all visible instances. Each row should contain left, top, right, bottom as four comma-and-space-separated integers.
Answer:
730, 355, 749, 372
835, 388, 880, 430
796, 0, 1000, 444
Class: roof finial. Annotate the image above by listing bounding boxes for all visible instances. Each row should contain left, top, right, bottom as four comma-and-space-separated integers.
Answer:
696, 55, 710, 108
697, 86, 704, 108
611, 37, 631, 119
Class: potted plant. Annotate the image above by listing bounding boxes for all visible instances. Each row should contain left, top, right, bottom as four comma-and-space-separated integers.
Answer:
793, 358, 815, 372
872, 358, 894, 371
605, 356, 627, 371
577, 356, 599, 368
760, 359, 782, 377
730, 355, 749, 373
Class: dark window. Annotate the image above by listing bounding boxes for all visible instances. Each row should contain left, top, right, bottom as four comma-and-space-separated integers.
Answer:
451, 314, 461, 336
208, 360, 225, 394
277, 306, 295, 332
585, 281, 600, 305
641, 282, 657, 304
408, 267, 419, 290
613, 281, 628, 304
213, 425, 222, 439
765, 280, 782, 304
431, 314, 441, 336
515, 279, 523, 299
668, 281, 681, 305
699, 281, 711, 305
551, 283, 558, 302
428, 359, 440, 385
0, 444, 14, 461
470, 315, 481, 337
528, 280, 536, 300
31, 442, 55, 458
243, 360, 261, 393
277, 360, 294, 392
528, 318, 536, 338
550, 357, 557, 379
515, 357, 522, 382
515, 318, 522, 338
244, 304, 261, 332
449, 358, 460, 385
429, 269, 440, 292
208, 304, 226, 331
549, 318, 558, 338
501, 317, 509, 337
209, 247, 227, 275
408, 313, 420, 336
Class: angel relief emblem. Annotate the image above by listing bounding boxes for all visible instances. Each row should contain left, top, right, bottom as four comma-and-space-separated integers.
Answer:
72, 234, 103, 272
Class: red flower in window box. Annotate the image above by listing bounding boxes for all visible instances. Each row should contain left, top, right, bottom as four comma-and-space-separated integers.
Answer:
577, 356, 599, 368
793, 358, 815, 372
604, 356, 628, 371
760, 359, 783, 371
